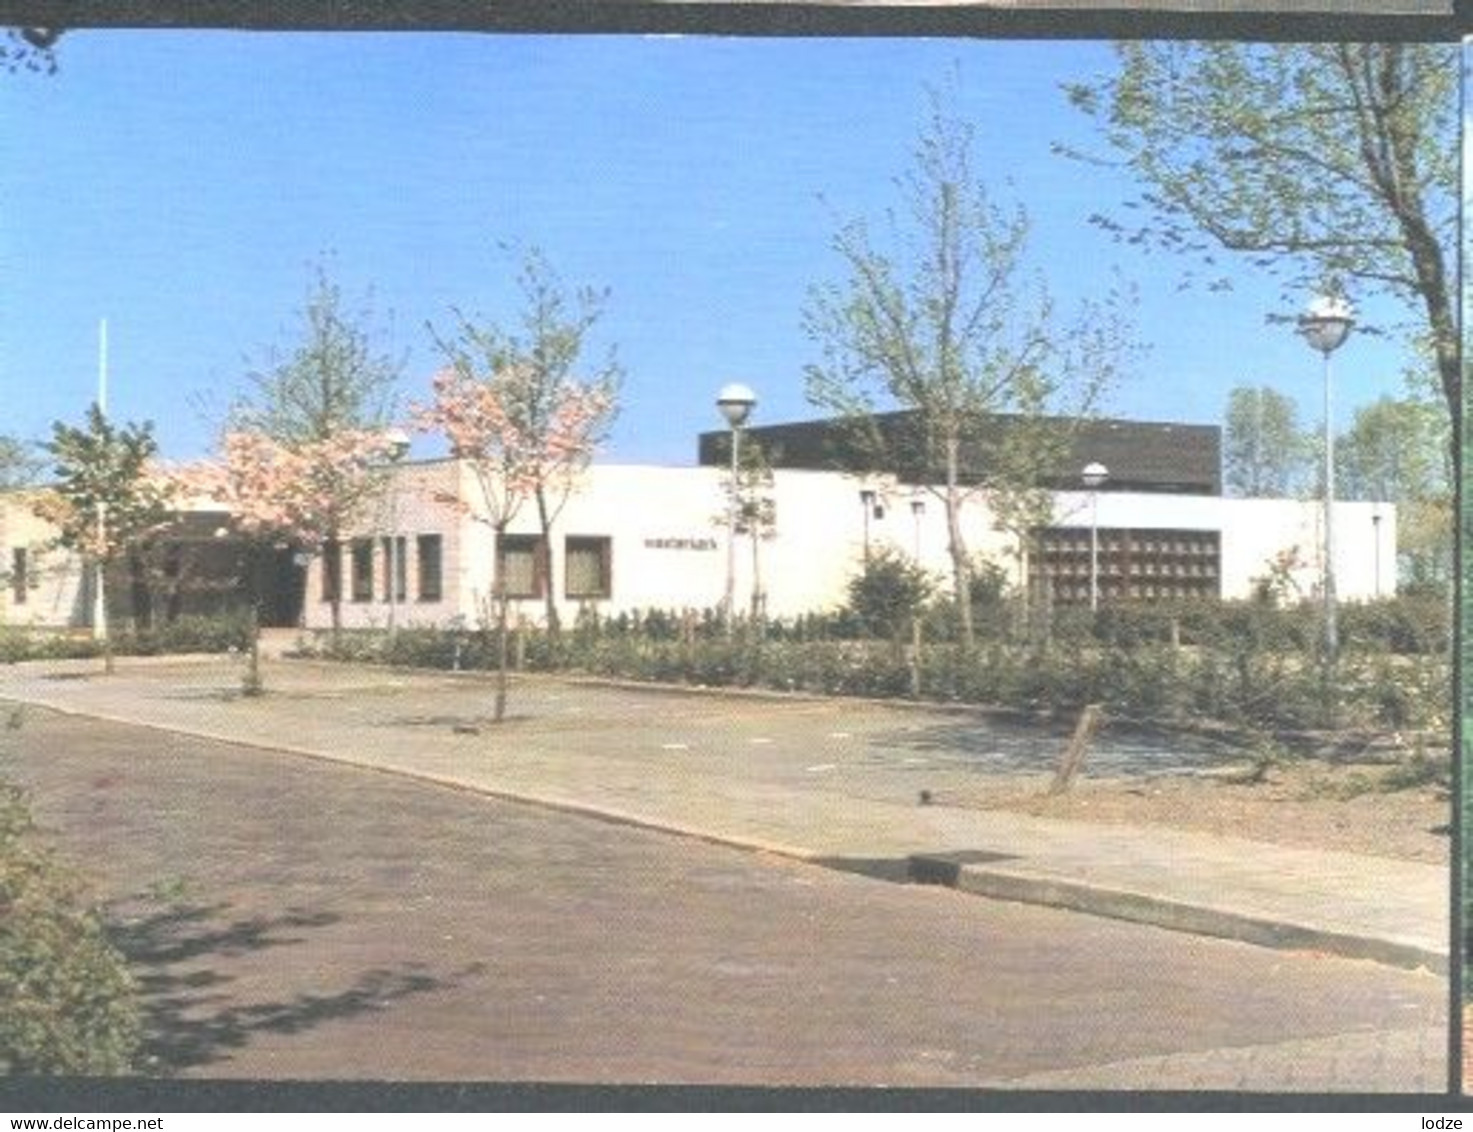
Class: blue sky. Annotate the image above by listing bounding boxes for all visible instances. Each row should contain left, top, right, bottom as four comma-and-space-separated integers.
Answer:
0, 31, 1420, 467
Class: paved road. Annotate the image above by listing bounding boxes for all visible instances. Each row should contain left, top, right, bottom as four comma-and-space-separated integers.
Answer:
0, 658, 1446, 973
4, 707, 1444, 1089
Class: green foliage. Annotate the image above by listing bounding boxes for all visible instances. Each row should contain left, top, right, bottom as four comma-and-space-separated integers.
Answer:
301, 594, 1447, 737
844, 549, 935, 641
1379, 742, 1449, 792
0, 631, 103, 665
1335, 394, 1452, 591
117, 613, 257, 658
430, 248, 622, 638
1338, 394, 1449, 502
2, 29, 60, 75
0, 775, 141, 1074
0, 614, 253, 665
0, 434, 43, 491
1338, 596, 1449, 656
1066, 42, 1458, 418
804, 76, 1132, 644
1223, 386, 1310, 498
42, 405, 171, 566
234, 261, 402, 446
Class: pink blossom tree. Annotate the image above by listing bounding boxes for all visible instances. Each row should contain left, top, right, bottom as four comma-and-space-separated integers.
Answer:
413, 360, 614, 722
431, 251, 621, 634
172, 427, 404, 687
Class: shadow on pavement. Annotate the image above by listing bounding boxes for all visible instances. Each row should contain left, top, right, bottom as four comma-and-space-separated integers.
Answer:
813, 849, 1019, 886
864, 716, 1245, 778
107, 899, 473, 1074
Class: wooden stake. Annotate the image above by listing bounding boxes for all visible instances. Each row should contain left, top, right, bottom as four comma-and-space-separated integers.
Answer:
1049, 703, 1104, 795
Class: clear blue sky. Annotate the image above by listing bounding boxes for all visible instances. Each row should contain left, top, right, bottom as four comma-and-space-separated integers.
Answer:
1, 31, 1418, 467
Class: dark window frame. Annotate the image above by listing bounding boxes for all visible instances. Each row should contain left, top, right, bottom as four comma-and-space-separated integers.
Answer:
564, 535, 613, 600
350, 538, 375, 603
11, 547, 27, 605
381, 535, 408, 603
321, 540, 342, 604
417, 534, 444, 603
497, 534, 547, 600
1030, 525, 1221, 606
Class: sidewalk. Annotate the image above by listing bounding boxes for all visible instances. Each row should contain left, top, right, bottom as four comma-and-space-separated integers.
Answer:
0, 653, 1449, 974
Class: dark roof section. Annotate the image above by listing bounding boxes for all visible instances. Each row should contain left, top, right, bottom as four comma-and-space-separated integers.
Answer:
698, 410, 1221, 496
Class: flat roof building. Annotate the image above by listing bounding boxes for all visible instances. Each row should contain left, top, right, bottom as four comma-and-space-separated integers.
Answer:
0, 413, 1398, 635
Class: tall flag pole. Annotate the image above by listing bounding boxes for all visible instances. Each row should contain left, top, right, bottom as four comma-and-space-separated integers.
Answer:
98, 318, 108, 414
93, 318, 108, 643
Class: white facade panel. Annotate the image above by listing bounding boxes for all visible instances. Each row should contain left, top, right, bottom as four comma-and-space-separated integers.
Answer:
297, 460, 1400, 632
0, 490, 89, 628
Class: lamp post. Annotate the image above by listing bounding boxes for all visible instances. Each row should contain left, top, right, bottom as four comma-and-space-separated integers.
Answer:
910, 495, 925, 561
1082, 462, 1109, 613
1298, 294, 1354, 666
717, 383, 756, 627
1371, 508, 1383, 599
383, 428, 411, 638
859, 488, 877, 563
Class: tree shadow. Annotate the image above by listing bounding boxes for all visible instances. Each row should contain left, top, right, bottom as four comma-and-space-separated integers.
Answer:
108, 898, 479, 1075
864, 716, 1243, 778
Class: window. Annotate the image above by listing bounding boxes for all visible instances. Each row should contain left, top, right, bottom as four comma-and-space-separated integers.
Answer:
381, 536, 407, 603
497, 535, 545, 599
321, 540, 342, 603
1029, 527, 1220, 605
417, 534, 444, 602
11, 547, 27, 605
565, 536, 612, 600
351, 538, 374, 602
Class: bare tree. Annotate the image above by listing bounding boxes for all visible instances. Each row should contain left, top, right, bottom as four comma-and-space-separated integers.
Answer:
805, 84, 1133, 646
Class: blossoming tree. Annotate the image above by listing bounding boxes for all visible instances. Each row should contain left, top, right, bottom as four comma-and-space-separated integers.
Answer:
430, 251, 621, 634
173, 427, 404, 688
413, 361, 614, 722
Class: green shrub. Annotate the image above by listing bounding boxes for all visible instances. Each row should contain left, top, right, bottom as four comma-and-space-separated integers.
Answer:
0, 614, 253, 665
118, 612, 256, 657
0, 631, 104, 665
295, 592, 1449, 736
844, 549, 935, 642
0, 778, 140, 1074
1339, 596, 1450, 656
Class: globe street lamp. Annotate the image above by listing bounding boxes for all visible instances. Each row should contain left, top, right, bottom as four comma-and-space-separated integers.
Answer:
1082, 462, 1109, 613
1298, 294, 1354, 666
383, 428, 411, 638
717, 383, 756, 627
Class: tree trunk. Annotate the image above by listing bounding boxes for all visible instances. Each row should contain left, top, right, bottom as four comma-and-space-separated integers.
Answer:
494, 590, 510, 723
96, 561, 115, 676
945, 435, 974, 648
493, 523, 510, 724
243, 602, 264, 697
242, 547, 265, 696
535, 487, 561, 638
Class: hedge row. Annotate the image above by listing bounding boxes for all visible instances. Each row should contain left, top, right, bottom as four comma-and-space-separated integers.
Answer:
516, 595, 1451, 657
0, 613, 256, 664
308, 618, 1448, 734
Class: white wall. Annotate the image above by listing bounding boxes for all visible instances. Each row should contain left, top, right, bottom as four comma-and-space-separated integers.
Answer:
0, 491, 89, 628
299, 460, 1399, 631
